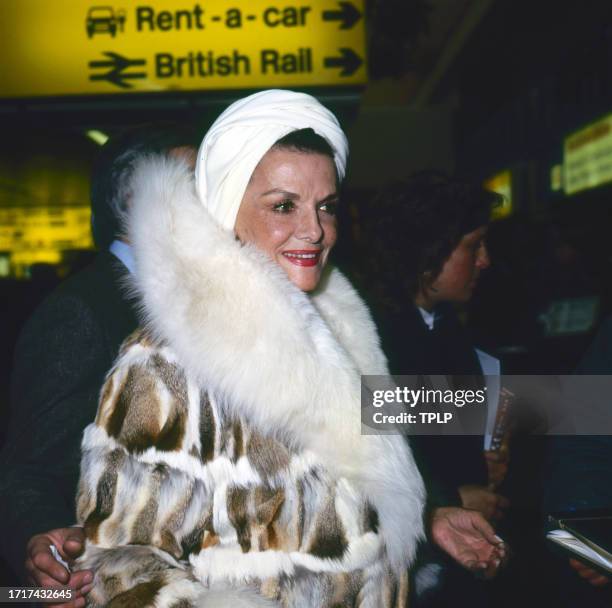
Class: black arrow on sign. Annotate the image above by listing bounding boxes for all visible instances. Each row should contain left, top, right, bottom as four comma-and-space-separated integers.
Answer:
323, 48, 363, 76
322, 1, 362, 30
88, 52, 147, 89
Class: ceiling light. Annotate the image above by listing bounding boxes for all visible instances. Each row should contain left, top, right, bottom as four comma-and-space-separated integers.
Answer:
85, 129, 109, 145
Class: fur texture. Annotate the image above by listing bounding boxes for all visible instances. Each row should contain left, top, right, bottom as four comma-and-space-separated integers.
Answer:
77, 337, 407, 606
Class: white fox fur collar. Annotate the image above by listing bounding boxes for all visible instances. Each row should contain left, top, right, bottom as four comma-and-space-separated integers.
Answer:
127, 156, 425, 571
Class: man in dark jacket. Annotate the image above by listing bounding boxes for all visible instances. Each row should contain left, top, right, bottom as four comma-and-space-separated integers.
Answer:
0, 126, 195, 606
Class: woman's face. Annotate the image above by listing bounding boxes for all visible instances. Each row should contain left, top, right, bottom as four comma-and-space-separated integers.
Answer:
418, 225, 490, 309
235, 147, 338, 292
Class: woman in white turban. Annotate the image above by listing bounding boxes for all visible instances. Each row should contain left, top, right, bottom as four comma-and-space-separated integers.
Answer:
74, 90, 425, 607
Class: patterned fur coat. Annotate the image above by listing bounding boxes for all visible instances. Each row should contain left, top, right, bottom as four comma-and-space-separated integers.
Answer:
75, 157, 425, 607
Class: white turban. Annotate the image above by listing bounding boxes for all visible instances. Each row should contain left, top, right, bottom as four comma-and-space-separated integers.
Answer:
194, 89, 349, 231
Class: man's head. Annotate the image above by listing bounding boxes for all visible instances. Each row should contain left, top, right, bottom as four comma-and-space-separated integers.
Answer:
90, 125, 197, 249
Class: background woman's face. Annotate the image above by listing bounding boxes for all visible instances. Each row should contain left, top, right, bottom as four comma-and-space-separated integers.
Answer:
423, 225, 490, 307
235, 147, 338, 292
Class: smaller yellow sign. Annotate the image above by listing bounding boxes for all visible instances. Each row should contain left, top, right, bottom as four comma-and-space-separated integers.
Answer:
484, 170, 512, 220
550, 164, 563, 192
564, 113, 612, 195
0, 206, 93, 277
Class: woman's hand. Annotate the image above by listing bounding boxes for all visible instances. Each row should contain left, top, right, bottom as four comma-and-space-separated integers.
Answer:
431, 507, 507, 579
458, 484, 510, 522
569, 558, 610, 587
25, 527, 93, 608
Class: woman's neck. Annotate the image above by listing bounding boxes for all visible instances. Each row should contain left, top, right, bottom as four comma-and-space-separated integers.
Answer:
414, 291, 434, 312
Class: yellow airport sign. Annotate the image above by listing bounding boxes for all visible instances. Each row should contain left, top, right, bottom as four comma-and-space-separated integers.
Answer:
564, 112, 612, 195
0, 207, 93, 253
0, 0, 366, 98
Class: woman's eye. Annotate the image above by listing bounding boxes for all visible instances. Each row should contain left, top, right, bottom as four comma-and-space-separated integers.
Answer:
273, 200, 295, 213
319, 201, 338, 216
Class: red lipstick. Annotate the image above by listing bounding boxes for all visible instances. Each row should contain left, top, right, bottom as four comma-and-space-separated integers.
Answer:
282, 250, 321, 267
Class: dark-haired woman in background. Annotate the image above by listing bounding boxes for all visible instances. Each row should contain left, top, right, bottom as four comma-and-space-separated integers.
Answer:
365, 172, 507, 605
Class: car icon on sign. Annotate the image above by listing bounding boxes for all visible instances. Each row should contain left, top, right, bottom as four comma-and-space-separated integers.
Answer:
86, 6, 119, 38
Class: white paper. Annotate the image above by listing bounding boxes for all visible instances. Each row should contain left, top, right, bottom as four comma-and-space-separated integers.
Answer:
49, 544, 71, 571
547, 529, 612, 573
476, 348, 501, 450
